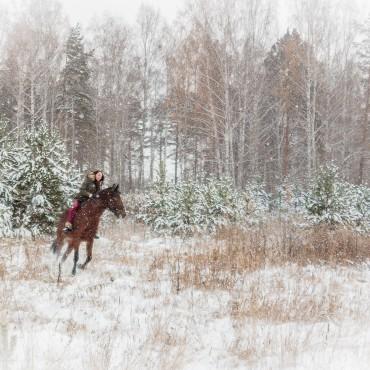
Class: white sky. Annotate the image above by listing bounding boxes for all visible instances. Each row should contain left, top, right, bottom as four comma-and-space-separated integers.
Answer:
61, 0, 182, 25
54, 0, 370, 38
1, 0, 370, 30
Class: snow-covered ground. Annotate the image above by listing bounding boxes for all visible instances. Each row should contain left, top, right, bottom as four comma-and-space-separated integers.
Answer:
1, 222, 370, 369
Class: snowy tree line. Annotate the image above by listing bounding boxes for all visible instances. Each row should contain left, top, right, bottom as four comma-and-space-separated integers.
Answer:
137, 164, 370, 235
0, 0, 369, 193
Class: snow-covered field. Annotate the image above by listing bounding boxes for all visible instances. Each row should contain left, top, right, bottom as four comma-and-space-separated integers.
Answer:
1, 221, 370, 369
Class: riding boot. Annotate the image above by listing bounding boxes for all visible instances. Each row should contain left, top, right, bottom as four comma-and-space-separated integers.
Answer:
63, 222, 73, 232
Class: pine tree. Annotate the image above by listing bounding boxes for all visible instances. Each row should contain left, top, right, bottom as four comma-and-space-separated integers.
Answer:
137, 162, 176, 233
304, 164, 370, 230
57, 24, 95, 170
172, 181, 199, 235
199, 178, 242, 231
305, 164, 349, 226
138, 176, 246, 235
243, 181, 269, 221
9, 123, 79, 236
0, 119, 17, 236
351, 184, 370, 231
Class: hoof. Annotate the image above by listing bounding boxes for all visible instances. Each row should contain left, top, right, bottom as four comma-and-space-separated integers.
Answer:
72, 269, 76, 276
77, 263, 85, 270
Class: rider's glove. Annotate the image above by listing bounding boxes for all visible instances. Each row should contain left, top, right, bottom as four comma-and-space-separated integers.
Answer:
89, 193, 93, 198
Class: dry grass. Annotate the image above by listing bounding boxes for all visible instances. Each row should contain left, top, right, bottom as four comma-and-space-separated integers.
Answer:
215, 221, 370, 266
229, 321, 324, 366
0, 238, 53, 283
126, 313, 187, 370
229, 280, 340, 323
0, 260, 5, 279
17, 240, 52, 281
100, 217, 148, 241
159, 222, 370, 293
143, 221, 370, 326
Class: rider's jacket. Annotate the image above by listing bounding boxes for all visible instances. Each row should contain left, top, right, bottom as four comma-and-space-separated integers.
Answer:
74, 173, 102, 202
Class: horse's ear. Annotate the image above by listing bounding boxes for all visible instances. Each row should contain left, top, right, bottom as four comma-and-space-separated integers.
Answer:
113, 184, 119, 192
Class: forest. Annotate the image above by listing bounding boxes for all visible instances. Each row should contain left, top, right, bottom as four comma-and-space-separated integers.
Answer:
0, 0, 368, 192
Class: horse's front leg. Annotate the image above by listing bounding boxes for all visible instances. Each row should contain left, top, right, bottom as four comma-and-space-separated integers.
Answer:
72, 247, 79, 276
79, 239, 93, 270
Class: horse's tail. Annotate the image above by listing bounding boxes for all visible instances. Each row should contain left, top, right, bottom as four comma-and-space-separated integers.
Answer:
51, 239, 59, 254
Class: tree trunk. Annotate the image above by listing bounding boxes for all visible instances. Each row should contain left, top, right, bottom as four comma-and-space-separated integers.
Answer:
358, 72, 370, 184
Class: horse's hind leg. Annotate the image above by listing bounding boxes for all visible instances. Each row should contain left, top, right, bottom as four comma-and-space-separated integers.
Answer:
58, 245, 73, 282
79, 239, 93, 270
52, 233, 65, 257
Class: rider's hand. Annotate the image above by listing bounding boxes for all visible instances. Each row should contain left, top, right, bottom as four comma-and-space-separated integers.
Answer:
89, 193, 93, 198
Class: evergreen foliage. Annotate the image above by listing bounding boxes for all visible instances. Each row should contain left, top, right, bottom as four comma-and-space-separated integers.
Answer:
305, 165, 346, 224
137, 165, 370, 236
197, 178, 241, 232
137, 176, 268, 235
138, 163, 177, 232
271, 183, 305, 215
305, 164, 370, 230
0, 119, 18, 236
57, 24, 95, 169
0, 123, 79, 236
242, 181, 270, 220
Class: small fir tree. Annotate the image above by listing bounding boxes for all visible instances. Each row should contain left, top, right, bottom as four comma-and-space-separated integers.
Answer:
9, 123, 79, 235
172, 181, 199, 235
305, 164, 349, 225
242, 181, 269, 221
0, 120, 20, 236
137, 162, 177, 232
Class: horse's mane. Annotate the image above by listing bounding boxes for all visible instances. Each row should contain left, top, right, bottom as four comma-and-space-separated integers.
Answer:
97, 185, 120, 196
77, 186, 114, 211
76, 185, 120, 212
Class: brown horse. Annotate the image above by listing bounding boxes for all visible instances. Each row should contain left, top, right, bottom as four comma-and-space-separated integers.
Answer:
51, 184, 126, 277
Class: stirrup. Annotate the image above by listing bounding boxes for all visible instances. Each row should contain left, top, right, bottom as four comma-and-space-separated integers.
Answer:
63, 226, 73, 233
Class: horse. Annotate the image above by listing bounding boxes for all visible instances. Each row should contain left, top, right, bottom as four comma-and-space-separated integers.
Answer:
51, 184, 126, 278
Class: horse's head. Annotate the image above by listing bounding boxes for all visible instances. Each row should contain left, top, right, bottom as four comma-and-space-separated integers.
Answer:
99, 184, 126, 219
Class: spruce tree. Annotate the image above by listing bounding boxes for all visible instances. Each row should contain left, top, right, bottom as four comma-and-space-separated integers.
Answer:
57, 24, 95, 170
305, 164, 370, 230
137, 161, 176, 232
305, 164, 349, 226
0, 120, 17, 236
9, 123, 79, 235
243, 181, 269, 220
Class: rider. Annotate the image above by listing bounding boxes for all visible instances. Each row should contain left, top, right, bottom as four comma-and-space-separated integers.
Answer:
63, 170, 105, 232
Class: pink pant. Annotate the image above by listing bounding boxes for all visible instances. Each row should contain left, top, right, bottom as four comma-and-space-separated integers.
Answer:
67, 199, 80, 223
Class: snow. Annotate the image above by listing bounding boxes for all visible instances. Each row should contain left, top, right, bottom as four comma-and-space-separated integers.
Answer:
1, 225, 370, 369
